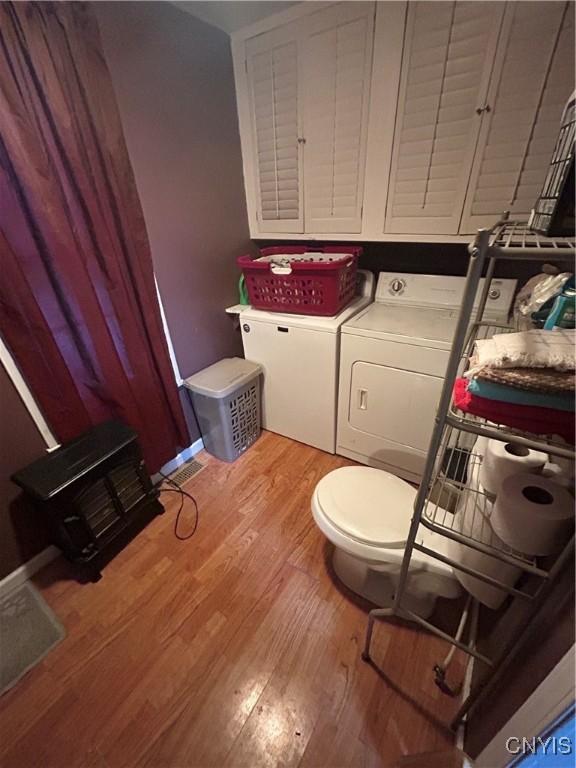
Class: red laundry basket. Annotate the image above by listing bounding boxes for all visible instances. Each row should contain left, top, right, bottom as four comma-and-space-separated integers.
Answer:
238, 246, 361, 316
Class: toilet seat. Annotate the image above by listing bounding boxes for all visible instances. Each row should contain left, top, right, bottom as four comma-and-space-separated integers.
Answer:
312, 466, 455, 577
315, 466, 414, 547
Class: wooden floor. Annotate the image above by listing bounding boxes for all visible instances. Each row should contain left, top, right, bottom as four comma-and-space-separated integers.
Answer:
0, 432, 464, 768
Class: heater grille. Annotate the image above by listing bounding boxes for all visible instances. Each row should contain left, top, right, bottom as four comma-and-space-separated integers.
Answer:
77, 478, 120, 539
75, 461, 148, 540
109, 462, 147, 511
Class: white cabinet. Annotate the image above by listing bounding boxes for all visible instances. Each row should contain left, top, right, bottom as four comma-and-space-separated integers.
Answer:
302, 4, 374, 233
233, 1, 575, 241
245, 20, 303, 233
460, 1, 575, 233
234, 2, 375, 236
384, 2, 505, 235
379, 0, 575, 237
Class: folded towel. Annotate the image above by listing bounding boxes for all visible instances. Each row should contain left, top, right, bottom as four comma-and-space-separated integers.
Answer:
468, 378, 575, 411
477, 366, 575, 394
466, 329, 575, 377
453, 378, 575, 444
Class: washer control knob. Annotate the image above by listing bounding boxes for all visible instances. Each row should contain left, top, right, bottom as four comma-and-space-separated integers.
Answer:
488, 288, 501, 300
390, 278, 406, 295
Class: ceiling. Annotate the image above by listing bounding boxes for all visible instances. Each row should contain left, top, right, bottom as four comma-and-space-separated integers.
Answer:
173, 1, 299, 34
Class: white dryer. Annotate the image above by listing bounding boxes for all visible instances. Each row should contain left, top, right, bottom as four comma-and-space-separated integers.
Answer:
240, 273, 374, 454
337, 273, 517, 482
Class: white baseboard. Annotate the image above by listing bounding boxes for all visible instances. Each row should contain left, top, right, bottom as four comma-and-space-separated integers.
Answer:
152, 437, 204, 484
0, 545, 61, 600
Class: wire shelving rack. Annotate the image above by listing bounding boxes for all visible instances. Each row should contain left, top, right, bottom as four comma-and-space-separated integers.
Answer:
361, 218, 575, 729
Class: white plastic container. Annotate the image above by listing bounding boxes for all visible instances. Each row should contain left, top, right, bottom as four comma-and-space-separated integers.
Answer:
184, 358, 262, 462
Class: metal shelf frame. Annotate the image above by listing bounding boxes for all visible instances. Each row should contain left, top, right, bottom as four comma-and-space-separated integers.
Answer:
361, 218, 575, 730
421, 440, 546, 577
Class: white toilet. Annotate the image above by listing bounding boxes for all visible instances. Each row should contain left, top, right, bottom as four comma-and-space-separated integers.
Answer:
311, 466, 461, 618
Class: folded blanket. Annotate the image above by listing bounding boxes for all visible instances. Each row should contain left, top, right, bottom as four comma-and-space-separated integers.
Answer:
468, 378, 575, 412
466, 329, 575, 377
454, 378, 575, 444
478, 366, 575, 394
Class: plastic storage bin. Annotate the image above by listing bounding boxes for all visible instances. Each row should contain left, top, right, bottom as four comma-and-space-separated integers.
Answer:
184, 358, 262, 462
237, 246, 361, 316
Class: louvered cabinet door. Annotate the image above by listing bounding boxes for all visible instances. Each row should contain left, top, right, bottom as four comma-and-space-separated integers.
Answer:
384, 2, 505, 235
245, 23, 303, 233
460, 1, 575, 233
302, 3, 375, 234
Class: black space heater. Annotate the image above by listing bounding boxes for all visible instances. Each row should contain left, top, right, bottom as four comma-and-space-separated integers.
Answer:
12, 421, 163, 582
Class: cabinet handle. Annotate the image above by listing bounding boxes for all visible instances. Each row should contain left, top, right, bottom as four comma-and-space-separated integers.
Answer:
476, 104, 491, 115
357, 389, 368, 410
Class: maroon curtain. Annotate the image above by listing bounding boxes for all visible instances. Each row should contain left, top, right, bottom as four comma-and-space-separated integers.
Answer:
0, 2, 189, 473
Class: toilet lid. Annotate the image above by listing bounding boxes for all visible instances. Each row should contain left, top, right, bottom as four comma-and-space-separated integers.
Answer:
315, 466, 416, 546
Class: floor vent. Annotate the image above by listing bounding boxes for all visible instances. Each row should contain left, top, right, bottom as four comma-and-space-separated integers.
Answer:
168, 458, 204, 488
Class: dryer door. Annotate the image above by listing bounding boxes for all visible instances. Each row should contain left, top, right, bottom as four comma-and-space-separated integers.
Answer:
349, 361, 443, 452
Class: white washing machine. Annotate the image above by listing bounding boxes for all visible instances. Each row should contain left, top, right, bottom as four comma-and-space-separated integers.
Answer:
240, 273, 374, 454
337, 272, 517, 482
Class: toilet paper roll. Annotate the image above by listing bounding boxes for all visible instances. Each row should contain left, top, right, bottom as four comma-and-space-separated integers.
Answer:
479, 440, 548, 497
491, 473, 574, 556
447, 485, 521, 610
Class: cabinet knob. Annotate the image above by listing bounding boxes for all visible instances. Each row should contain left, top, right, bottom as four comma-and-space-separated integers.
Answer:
297, 137, 306, 144
476, 104, 491, 115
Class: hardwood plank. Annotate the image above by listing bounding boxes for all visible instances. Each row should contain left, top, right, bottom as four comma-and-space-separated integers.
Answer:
224, 585, 343, 767
0, 433, 463, 768
141, 564, 320, 767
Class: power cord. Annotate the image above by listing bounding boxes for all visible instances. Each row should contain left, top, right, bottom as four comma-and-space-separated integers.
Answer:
157, 470, 199, 541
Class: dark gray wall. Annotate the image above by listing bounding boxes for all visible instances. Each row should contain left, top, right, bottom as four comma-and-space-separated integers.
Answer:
258, 240, 574, 283
96, 2, 252, 436
0, 366, 49, 579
